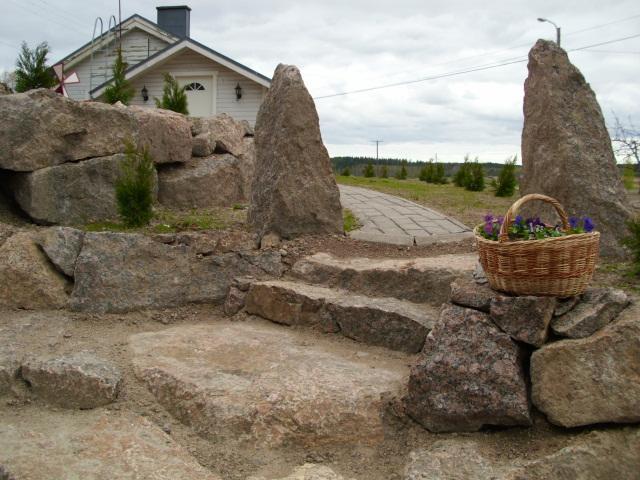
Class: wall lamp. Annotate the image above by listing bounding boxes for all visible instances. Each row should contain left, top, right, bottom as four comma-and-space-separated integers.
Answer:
235, 82, 242, 100
141, 85, 149, 102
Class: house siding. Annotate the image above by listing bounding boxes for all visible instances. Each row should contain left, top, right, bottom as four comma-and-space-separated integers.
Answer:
65, 28, 170, 101
127, 50, 268, 125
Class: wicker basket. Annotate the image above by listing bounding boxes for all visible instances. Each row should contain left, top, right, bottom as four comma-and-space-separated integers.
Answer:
475, 194, 600, 297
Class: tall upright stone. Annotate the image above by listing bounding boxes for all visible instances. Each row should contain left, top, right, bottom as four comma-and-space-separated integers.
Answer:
248, 64, 343, 240
520, 40, 631, 257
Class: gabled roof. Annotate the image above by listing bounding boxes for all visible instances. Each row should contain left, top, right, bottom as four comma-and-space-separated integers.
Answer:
58, 14, 178, 68
90, 37, 271, 97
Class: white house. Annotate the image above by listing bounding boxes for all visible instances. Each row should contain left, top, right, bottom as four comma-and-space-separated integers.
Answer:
57, 5, 271, 123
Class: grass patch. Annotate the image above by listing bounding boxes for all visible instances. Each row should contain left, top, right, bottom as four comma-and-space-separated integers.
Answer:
343, 208, 361, 232
82, 206, 247, 234
336, 175, 516, 227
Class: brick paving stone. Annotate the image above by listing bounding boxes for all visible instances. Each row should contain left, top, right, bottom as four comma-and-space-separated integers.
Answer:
339, 185, 472, 245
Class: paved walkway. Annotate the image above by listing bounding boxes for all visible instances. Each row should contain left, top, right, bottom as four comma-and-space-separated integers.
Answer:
339, 185, 473, 246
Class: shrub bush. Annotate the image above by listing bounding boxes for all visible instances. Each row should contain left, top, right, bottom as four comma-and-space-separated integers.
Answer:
379, 165, 388, 178
340, 166, 351, 176
104, 48, 134, 105
622, 217, 640, 276
156, 73, 189, 115
466, 161, 485, 192
14, 41, 56, 92
492, 156, 518, 197
453, 156, 472, 187
395, 161, 408, 180
363, 163, 375, 177
115, 141, 155, 227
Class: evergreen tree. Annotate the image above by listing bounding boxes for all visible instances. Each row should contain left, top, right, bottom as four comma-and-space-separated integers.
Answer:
14, 41, 56, 92
395, 161, 408, 180
434, 162, 447, 184
379, 165, 388, 178
156, 73, 189, 115
340, 166, 351, 176
493, 156, 518, 196
453, 155, 472, 187
466, 160, 485, 192
115, 141, 156, 227
363, 163, 375, 177
419, 166, 429, 182
104, 48, 135, 105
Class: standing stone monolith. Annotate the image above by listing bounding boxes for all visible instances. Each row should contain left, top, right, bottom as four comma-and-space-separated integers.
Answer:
247, 64, 343, 241
520, 40, 631, 257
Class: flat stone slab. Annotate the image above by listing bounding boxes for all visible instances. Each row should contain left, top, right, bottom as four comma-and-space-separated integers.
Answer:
129, 321, 409, 447
339, 185, 471, 245
21, 352, 121, 409
245, 280, 438, 353
292, 252, 476, 306
0, 408, 219, 479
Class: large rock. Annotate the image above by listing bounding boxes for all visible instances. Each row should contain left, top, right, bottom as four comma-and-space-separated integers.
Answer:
37, 226, 84, 276
158, 153, 251, 208
531, 307, 640, 427
551, 287, 630, 338
0, 232, 69, 309
405, 304, 531, 432
0, 352, 19, 396
190, 113, 247, 157
0, 90, 136, 171
8, 154, 158, 225
520, 40, 631, 257
247, 64, 343, 239
0, 409, 220, 479
245, 280, 438, 353
128, 105, 191, 164
130, 321, 408, 447
292, 253, 476, 306
70, 232, 281, 313
489, 295, 556, 347
21, 352, 121, 409
450, 277, 499, 312
404, 428, 640, 480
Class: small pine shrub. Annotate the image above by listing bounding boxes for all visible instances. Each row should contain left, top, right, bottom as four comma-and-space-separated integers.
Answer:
493, 156, 518, 197
115, 141, 156, 227
14, 41, 56, 92
104, 48, 135, 105
434, 162, 447, 184
418, 166, 429, 182
622, 159, 636, 191
156, 73, 189, 115
466, 160, 485, 192
340, 166, 351, 176
379, 165, 388, 178
363, 163, 375, 178
622, 217, 640, 276
395, 162, 408, 180
453, 156, 472, 187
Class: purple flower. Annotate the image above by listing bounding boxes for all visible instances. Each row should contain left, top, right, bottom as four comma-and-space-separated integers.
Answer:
583, 217, 595, 232
515, 215, 523, 225
497, 216, 504, 225
484, 214, 494, 223
569, 216, 580, 229
483, 222, 493, 236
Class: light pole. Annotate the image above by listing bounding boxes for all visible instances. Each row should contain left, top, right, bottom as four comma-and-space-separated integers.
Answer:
537, 17, 561, 47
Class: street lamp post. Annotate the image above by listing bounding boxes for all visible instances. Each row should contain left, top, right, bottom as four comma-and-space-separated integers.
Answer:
537, 17, 561, 47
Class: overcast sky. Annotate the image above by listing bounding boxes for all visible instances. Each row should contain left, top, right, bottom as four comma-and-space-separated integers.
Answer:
1, 0, 639, 163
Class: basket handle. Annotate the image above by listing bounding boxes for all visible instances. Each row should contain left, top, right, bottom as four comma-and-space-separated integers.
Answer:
498, 193, 570, 242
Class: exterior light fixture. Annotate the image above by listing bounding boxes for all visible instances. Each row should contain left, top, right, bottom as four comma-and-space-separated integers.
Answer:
141, 85, 149, 102
235, 82, 242, 100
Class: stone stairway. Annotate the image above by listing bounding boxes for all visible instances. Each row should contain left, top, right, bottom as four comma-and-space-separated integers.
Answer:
243, 252, 477, 353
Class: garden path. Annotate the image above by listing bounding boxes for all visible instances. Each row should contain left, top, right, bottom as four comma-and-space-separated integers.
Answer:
339, 184, 473, 246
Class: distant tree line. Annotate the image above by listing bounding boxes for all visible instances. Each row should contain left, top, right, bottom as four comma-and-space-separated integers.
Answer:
332, 156, 519, 178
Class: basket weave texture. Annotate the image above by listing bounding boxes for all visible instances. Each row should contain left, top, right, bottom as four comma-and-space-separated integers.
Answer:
475, 194, 600, 297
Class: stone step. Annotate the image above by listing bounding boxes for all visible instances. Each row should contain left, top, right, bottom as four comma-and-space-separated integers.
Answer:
245, 280, 439, 353
129, 321, 409, 448
0, 408, 220, 479
291, 252, 476, 306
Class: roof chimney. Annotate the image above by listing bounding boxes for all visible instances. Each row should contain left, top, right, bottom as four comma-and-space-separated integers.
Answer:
156, 5, 191, 38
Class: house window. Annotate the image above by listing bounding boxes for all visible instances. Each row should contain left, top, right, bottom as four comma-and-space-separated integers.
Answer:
185, 82, 206, 91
